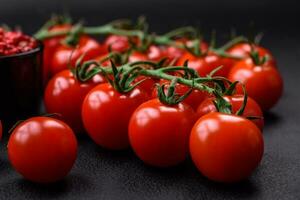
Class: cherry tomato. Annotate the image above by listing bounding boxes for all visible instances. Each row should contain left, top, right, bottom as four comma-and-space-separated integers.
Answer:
8, 117, 77, 183
177, 52, 232, 77
129, 98, 196, 167
228, 58, 283, 111
50, 36, 104, 77
43, 24, 72, 84
44, 70, 105, 133
104, 35, 130, 52
190, 112, 264, 183
227, 43, 276, 66
82, 83, 149, 150
197, 95, 264, 130
165, 39, 209, 60
135, 76, 157, 96
152, 80, 209, 110
128, 45, 165, 63
128, 51, 148, 63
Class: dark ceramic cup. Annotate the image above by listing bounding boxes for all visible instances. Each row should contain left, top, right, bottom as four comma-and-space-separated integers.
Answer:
0, 42, 43, 122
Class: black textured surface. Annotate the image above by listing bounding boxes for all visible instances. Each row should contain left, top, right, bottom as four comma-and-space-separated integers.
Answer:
1, 0, 300, 199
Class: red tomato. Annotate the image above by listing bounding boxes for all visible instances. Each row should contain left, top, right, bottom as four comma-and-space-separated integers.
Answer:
165, 39, 209, 60
152, 80, 209, 110
129, 98, 196, 167
8, 117, 77, 183
44, 70, 105, 133
228, 58, 283, 111
50, 36, 104, 77
190, 112, 264, 183
227, 43, 276, 66
135, 76, 157, 96
104, 35, 130, 52
177, 52, 233, 77
128, 45, 165, 63
197, 95, 264, 130
82, 83, 149, 150
128, 51, 148, 63
43, 24, 72, 84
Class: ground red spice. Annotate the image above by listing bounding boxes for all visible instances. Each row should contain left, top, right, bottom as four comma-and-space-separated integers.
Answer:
0, 28, 37, 56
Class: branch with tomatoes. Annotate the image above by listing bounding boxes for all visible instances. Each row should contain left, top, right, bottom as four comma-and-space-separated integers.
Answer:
1, 15, 283, 184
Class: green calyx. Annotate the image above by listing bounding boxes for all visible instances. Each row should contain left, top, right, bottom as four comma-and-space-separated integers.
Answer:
157, 78, 194, 106
63, 23, 84, 47
212, 82, 248, 116
249, 48, 269, 66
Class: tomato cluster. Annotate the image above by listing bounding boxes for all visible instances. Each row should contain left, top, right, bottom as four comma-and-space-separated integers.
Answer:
0, 18, 284, 184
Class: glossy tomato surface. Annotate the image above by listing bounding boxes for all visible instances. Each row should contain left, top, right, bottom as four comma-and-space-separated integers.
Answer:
197, 95, 264, 130
50, 36, 104, 77
129, 99, 197, 167
177, 52, 233, 77
227, 43, 276, 66
128, 45, 165, 63
190, 112, 264, 183
43, 24, 72, 84
165, 40, 209, 60
82, 83, 149, 150
152, 80, 209, 110
44, 70, 105, 133
8, 117, 78, 183
228, 58, 283, 111
104, 35, 130, 52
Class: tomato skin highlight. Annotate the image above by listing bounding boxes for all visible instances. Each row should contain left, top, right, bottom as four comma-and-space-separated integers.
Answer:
177, 52, 233, 77
165, 40, 209, 60
152, 80, 209, 111
8, 117, 78, 183
190, 112, 264, 183
50, 36, 104, 77
104, 35, 130, 52
82, 83, 149, 150
129, 99, 197, 167
44, 70, 105, 133
228, 58, 283, 111
43, 24, 72, 84
197, 95, 264, 130
227, 43, 276, 66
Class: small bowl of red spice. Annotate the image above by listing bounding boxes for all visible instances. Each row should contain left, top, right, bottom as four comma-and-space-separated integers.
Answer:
0, 28, 43, 121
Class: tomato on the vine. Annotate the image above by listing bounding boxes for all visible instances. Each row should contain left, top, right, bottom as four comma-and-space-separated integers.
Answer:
129, 98, 196, 167
44, 69, 106, 133
176, 52, 233, 77
8, 117, 77, 183
227, 43, 276, 66
190, 112, 264, 183
197, 95, 264, 130
228, 58, 283, 111
104, 35, 130, 52
152, 80, 209, 110
128, 45, 165, 63
128, 51, 148, 63
43, 24, 72, 84
50, 36, 104, 77
82, 83, 149, 150
165, 39, 209, 60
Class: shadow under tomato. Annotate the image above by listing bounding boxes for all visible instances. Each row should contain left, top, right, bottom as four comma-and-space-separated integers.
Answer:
116, 156, 259, 199
264, 111, 282, 128
14, 174, 94, 198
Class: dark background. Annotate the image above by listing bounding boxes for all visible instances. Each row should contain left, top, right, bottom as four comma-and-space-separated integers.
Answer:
1, 0, 300, 199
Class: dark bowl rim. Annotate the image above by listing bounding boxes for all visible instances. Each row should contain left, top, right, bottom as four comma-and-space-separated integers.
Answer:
0, 40, 43, 59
